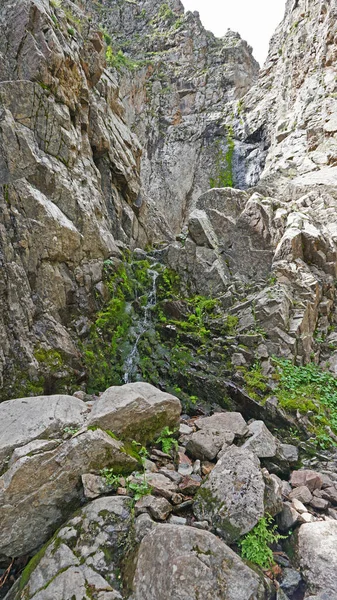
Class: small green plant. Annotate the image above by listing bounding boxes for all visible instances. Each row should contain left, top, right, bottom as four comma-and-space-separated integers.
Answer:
210, 127, 235, 189
100, 468, 121, 487
155, 426, 178, 454
126, 479, 152, 501
50, 0, 62, 7
239, 515, 286, 569
63, 426, 79, 436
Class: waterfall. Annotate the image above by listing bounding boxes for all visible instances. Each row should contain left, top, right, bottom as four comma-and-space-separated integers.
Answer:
123, 267, 159, 384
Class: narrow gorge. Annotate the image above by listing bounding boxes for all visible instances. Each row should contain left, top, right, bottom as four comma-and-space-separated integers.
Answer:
1, 0, 337, 598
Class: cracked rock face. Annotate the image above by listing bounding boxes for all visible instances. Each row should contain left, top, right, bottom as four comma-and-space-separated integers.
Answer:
0, 0, 144, 400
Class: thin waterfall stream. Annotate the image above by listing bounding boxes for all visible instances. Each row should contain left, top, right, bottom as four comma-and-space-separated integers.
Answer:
123, 266, 159, 384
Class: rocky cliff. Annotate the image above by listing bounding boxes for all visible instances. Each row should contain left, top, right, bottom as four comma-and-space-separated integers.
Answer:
2, 0, 337, 598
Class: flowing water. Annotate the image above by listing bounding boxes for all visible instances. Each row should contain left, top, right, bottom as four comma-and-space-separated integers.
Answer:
123, 267, 159, 384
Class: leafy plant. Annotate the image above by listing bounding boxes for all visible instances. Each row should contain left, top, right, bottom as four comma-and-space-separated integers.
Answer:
126, 479, 152, 501
239, 515, 286, 569
100, 468, 121, 488
155, 426, 178, 454
63, 426, 79, 436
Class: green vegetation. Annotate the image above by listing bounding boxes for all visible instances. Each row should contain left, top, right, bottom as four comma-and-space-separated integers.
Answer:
158, 3, 175, 21
210, 127, 235, 189
273, 359, 337, 448
239, 515, 286, 569
106, 47, 140, 71
155, 426, 178, 454
241, 362, 269, 401
100, 468, 122, 487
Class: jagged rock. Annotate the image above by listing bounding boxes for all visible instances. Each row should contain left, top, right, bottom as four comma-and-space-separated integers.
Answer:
135, 513, 157, 544
0, 429, 137, 559
297, 521, 337, 598
81, 473, 115, 499
289, 486, 313, 504
280, 568, 302, 597
263, 470, 283, 517
277, 444, 299, 465
129, 525, 271, 600
290, 471, 323, 493
193, 445, 265, 542
88, 382, 181, 444
5, 496, 133, 599
135, 495, 172, 521
186, 429, 234, 461
277, 503, 300, 533
242, 420, 277, 458
0, 394, 89, 471
0, 0, 144, 395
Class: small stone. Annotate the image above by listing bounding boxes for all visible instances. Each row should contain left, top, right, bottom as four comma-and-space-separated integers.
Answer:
280, 568, 302, 595
289, 485, 312, 504
277, 443, 299, 464
135, 495, 172, 521
321, 474, 334, 489
193, 459, 201, 475
168, 515, 187, 525
327, 508, 337, 520
277, 502, 300, 532
281, 481, 292, 497
299, 512, 315, 524
310, 497, 329, 511
321, 486, 337, 504
135, 513, 157, 543
81, 473, 113, 499
144, 459, 158, 473
73, 390, 86, 400
173, 499, 194, 512
290, 470, 323, 492
171, 493, 184, 505
179, 424, 193, 435
179, 475, 201, 496
117, 487, 128, 496
145, 473, 178, 500
201, 461, 215, 476
158, 468, 183, 484
292, 499, 307, 514
192, 521, 209, 530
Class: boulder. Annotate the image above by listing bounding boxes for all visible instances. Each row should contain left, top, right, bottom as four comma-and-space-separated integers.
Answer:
193, 445, 265, 542
130, 525, 271, 600
88, 382, 181, 444
0, 395, 89, 471
289, 486, 312, 504
263, 470, 283, 517
297, 521, 337, 597
6, 496, 133, 600
186, 412, 247, 460
277, 503, 299, 532
135, 495, 172, 521
242, 420, 277, 458
290, 470, 323, 492
0, 430, 137, 559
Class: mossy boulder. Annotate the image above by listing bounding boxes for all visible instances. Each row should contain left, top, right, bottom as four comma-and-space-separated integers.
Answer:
193, 445, 265, 543
88, 382, 181, 445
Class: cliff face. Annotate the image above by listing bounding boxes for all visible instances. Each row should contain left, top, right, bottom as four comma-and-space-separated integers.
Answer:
82, 0, 260, 234
0, 0, 145, 398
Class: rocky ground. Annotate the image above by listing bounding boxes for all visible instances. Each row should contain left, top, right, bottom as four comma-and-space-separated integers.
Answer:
1, 384, 337, 599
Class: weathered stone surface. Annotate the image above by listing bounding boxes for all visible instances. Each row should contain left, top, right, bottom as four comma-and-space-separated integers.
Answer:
297, 521, 337, 598
0, 394, 88, 471
263, 470, 283, 517
193, 445, 265, 542
186, 429, 234, 461
88, 382, 181, 443
242, 420, 277, 458
0, 429, 137, 559
0, 0, 145, 396
81, 473, 114, 499
289, 486, 313, 505
277, 503, 299, 533
135, 495, 172, 521
6, 496, 133, 600
290, 471, 323, 493
130, 525, 270, 600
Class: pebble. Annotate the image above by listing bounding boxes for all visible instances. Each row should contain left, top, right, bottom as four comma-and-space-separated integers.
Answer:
168, 515, 187, 526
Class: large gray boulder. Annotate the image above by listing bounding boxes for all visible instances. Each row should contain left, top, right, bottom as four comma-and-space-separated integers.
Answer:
88, 382, 181, 444
0, 395, 89, 471
297, 521, 337, 598
5, 496, 133, 600
186, 412, 247, 461
242, 420, 277, 458
0, 430, 137, 559
193, 445, 265, 542
130, 524, 271, 600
